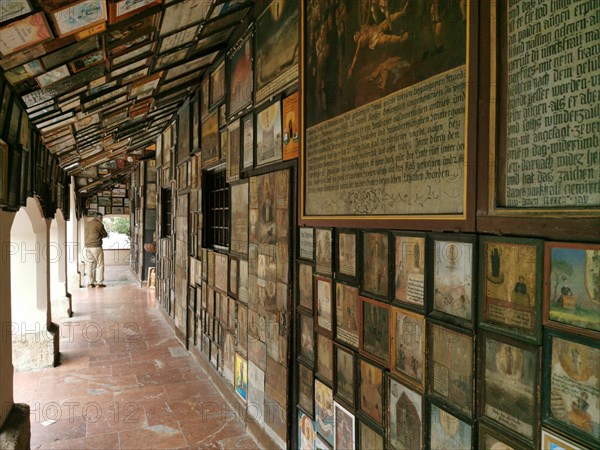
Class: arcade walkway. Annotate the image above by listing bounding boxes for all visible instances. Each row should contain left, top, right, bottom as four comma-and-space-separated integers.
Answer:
13, 267, 259, 450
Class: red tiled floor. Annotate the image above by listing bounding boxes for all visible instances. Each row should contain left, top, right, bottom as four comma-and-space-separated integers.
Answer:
13, 266, 260, 450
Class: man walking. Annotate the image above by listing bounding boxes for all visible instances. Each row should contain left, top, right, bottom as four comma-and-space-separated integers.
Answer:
85, 213, 108, 288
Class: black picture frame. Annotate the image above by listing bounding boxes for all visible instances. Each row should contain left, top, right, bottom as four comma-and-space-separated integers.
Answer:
392, 231, 427, 312
335, 228, 358, 282
298, 309, 315, 367
334, 343, 356, 410
360, 230, 391, 303
357, 356, 386, 427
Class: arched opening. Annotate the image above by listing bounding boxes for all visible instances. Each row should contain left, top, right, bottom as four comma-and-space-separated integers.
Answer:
10, 198, 58, 371
49, 209, 71, 320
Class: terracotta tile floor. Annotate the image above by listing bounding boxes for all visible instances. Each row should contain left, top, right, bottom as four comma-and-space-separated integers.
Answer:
13, 266, 260, 450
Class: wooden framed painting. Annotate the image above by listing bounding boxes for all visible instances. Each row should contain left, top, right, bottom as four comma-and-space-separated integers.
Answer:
387, 373, 423, 450
298, 362, 314, 417
191, 92, 200, 153
542, 329, 599, 449
334, 344, 355, 409
429, 401, 474, 450
0, 139, 9, 207
255, 97, 282, 167
298, 310, 315, 366
297, 260, 313, 312
359, 296, 390, 366
230, 180, 248, 256
334, 401, 356, 450
201, 109, 219, 167
358, 357, 385, 426
225, 119, 240, 183
315, 276, 333, 335
241, 112, 253, 169
210, 60, 225, 108
0, 0, 32, 24
393, 232, 426, 311
238, 259, 249, 305
541, 428, 587, 450
358, 420, 384, 450
314, 228, 332, 275
316, 333, 334, 385
429, 233, 477, 329
361, 230, 390, 301
479, 330, 541, 447
200, 76, 210, 119
70, 50, 104, 73
228, 256, 238, 299
282, 91, 299, 160
228, 33, 253, 117
109, 0, 162, 24
479, 236, 544, 344
0, 12, 53, 56
315, 378, 334, 446
335, 228, 358, 281
299, 226, 314, 261
334, 281, 359, 350
390, 306, 425, 391
234, 352, 248, 402
36, 65, 70, 88
428, 321, 474, 417
543, 241, 600, 339
51, 0, 108, 38
477, 421, 534, 450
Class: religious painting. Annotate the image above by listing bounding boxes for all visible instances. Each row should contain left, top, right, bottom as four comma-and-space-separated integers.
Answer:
544, 242, 600, 338
393, 233, 425, 310
359, 421, 384, 450
0, 0, 31, 24
298, 261, 313, 312
391, 307, 425, 391
236, 303, 248, 354
201, 110, 219, 166
388, 375, 423, 450
429, 403, 473, 450
0, 12, 53, 56
429, 322, 473, 416
315, 379, 334, 446
51, 0, 107, 37
210, 60, 225, 107
298, 311, 314, 366
219, 103, 227, 128
334, 345, 355, 409
299, 363, 314, 416
238, 259, 249, 304
334, 401, 355, 450
480, 237, 544, 343
234, 352, 248, 402
481, 331, 540, 445
299, 227, 314, 261
200, 76, 210, 119
230, 181, 248, 256
315, 276, 333, 335
478, 420, 530, 450
298, 410, 316, 450
229, 33, 253, 116
229, 257, 238, 298
315, 228, 333, 275
362, 231, 389, 300
35, 65, 70, 88
70, 50, 104, 73
191, 93, 200, 152
317, 333, 333, 384
541, 428, 587, 450
336, 229, 357, 280
255, 0, 299, 103
282, 91, 299, 160
255, 99, 282, 166
109, 0, 162, 24
334, 282, 359, 349
543, 330, 599, 448
303, 0, 470, 219
226, 119, 241, 182
360, 297, 389, 365
4, 59, 44, 84
177, 101, 191, 163
431, 234, 477, 327
359, 358, 384, 425
241, 113, 253, 169
223, 332, 235, 384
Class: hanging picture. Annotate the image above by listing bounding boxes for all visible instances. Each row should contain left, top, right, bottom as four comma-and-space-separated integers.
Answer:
35, 65, 70, 88
480, 331, 540, 446
544, 241, 600, 338
429, 322, 474, 416
391, 307, 425, 391
229, 33, 253, 116
298, 410, 316, 450
315, 379, 334, 446
109, 0, 162, 23
360, 297, 390, 365
0, 139, 8, 206
299, 227, 314, 261
299, 363, 314, 416
336, 229, 357, 280
51, 0, 108, 37
316, 333, 333, 384
226, 119, 241, 182
192, 93, 200, 152
430, 234, 477, 327
298, 311, 314, 366
541, 428, 587, 450
241, 113, 253, 169
315, 228, 332, 275
0, 0, 31, 24
362, 231, 389, 300
297, 261, 313, 312
230, 181, 248, 256
210, 60, 225, 107
388, 375, 422, 450
334, 401, 355, 450
315, 276, 333, 335
359, 421, 384, 450
334, 282, 359, 349
359, 358, 384, 425
479, 236, 544, 343
201, 110, 219, 167
234, 352, 248, 402
429, 402, 473, 450
70, 50, 104, 73
255, 99, 282, 166
393, 233, 426, 310
282, 91, 299, 160
0, 12, 53, 56
229, 257, 238, 298
334, 344, 355, 409
543, 330, 599, 448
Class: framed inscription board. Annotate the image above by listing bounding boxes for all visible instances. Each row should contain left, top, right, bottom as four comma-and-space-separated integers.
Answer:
300, 1, 478, 230
480, 1, 600, 240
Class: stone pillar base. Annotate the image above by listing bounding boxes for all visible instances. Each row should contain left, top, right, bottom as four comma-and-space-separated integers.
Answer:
12, 323, 59, 372
51, 295, 72, 321
0, 404, 30, 450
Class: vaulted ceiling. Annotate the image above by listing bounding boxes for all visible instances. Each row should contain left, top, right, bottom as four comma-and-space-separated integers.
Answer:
0, 0, 252, 194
